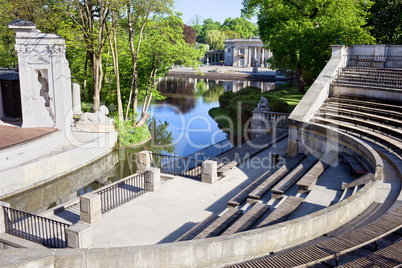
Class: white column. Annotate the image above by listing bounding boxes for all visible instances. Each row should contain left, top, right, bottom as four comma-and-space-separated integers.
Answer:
262, 49, 265, 67
248, 46, 252, 67
0, 84, 4, 118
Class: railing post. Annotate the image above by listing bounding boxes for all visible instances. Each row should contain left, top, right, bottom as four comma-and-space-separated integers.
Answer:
80, 193, 102, 224
145, 168, 161, 192
0, 202, 10, 234
201, 160, 218, 184
66, 222, 92, 248
138, 150, 152, 171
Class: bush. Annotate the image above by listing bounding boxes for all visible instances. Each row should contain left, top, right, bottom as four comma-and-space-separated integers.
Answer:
116, 120, 150, 148
218, 91, 235, 108
237, 86, 261, 96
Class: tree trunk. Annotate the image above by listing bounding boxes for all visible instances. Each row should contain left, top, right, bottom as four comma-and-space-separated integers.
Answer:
289, 70, 294, 86
109, 17, 123, 121
296, 63, 304, 93
125, 4, 152, 121
93, 55, 101, 111
136, 112, 150, 128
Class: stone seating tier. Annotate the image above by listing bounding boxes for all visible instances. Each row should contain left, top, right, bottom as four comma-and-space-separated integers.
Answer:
271, 155, 317, 199
226, 206, 402, 268
256, 196, 304, 229
341, 152, 369, 175
246, 154, 305, 202
323, 101, 402, 121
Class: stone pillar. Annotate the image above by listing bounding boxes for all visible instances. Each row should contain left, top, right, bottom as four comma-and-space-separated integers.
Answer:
0, 85, 3, 118
145, 167, 161, 192
0, 202, 10, 234
72, 83, 82, 115
138, 150, 152, 171
80, 193, 102, 224
66, 222, 92, 248
261, 48, 264, 67
201, 160, 217, 184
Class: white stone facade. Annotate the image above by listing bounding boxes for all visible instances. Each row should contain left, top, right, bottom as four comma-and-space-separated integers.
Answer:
224, 36, 272, 67
8, 19, 73, 130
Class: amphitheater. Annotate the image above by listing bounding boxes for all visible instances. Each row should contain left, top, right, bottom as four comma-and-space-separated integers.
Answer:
1, 45, 402, 267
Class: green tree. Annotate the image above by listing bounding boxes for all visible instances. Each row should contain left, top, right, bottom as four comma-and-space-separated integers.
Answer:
221, 17, 258, 38
136, 15, 206, 127
367, 0, 402, 44
242, 0, 374, 93
204, 30, 225, 51
124, 0, 173, 121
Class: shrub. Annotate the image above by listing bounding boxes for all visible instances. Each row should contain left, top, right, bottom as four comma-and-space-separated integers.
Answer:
116, 119, 150, 148
237, 86, 261, 96
218, 91, 235, 107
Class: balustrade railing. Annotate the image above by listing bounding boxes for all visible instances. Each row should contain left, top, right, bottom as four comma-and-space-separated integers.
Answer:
95, 172, 147, 213
151, 153, 203, 178
335, 66, 402, 89
346, 55, 402, 69
2, 206, 70, 248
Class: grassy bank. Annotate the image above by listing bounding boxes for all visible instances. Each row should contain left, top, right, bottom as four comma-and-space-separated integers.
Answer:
209, 83, 306, 133
116, 120, 151, 148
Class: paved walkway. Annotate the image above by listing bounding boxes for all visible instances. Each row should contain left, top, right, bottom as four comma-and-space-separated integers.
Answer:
0, 125, 57, 150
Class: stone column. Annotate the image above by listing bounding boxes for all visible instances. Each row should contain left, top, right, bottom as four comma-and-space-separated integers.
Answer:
66, 223, 92, 248
138, 150, 152, 171
72, 83, 82, 115
262, 49, 265, 67
80, 193, 102, 224
201, 160, 217, 184
145, 167, 161, 192
0, 202, 10, 234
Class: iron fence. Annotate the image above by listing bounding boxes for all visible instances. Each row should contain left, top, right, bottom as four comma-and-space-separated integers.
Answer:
151, 153, 203, 179
346, 55, 402, 69
2, 206, 70, 248
95, 172, 147, 213
185, 138, 234, 162
335, 67, 402, 89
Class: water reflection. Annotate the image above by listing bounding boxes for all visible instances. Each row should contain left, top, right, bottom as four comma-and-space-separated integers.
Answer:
2, 152, 119, 213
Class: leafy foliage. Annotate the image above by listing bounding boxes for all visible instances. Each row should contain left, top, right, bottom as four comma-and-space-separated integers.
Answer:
191, 16, 258, 50
242, 0, 375, 92
116, 119, 150, 148
367, 0, 402, 44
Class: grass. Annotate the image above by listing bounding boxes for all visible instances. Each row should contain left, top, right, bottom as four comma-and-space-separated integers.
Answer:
266, 83, 306, 112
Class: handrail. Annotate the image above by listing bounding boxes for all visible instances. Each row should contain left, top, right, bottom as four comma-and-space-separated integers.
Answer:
151, 153, 203, 178
2, 206, 70, 248
345, 55, 402, 68
95, 172, 147, 213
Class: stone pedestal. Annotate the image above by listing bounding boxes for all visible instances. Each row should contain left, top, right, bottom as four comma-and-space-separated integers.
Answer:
201, 160, 218, 184
0, 202, 10, 234
138, 150, 152, 171
253, 66, 259, 73
80, 193, 102, 224
66, 223, 92, 248
145, 167, 161, 192
72, 83, 82, 115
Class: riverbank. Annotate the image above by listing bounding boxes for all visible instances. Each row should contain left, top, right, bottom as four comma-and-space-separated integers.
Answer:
168, 65, 280, 81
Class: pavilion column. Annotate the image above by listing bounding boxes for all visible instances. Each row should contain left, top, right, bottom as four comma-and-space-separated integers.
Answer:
248, 47, 252, 67
262, 49, 265, 67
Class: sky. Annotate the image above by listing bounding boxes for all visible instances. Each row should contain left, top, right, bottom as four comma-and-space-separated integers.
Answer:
173, 0, 257, 25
